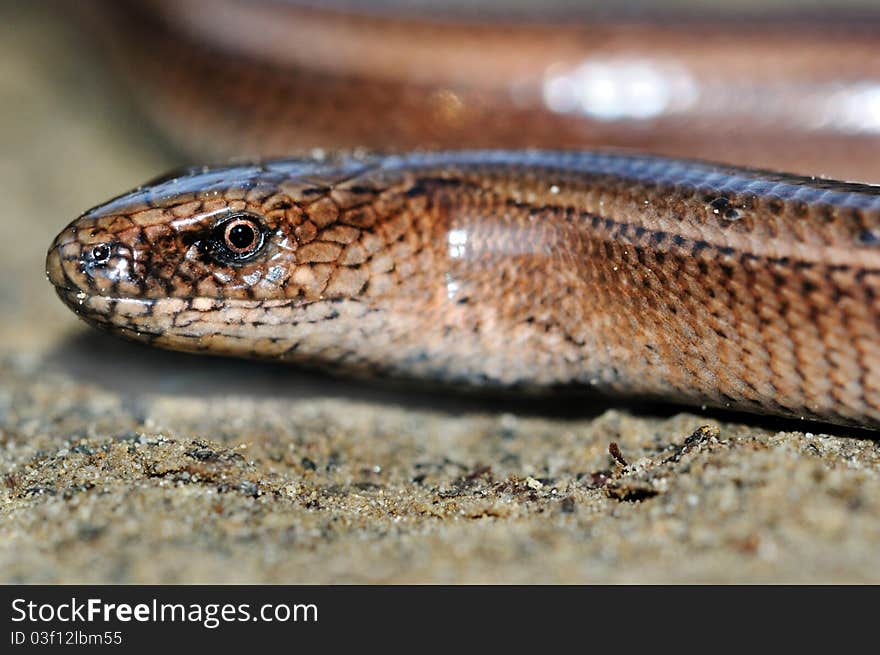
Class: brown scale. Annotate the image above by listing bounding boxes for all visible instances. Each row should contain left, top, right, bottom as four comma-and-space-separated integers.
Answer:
71, 0, 880, 182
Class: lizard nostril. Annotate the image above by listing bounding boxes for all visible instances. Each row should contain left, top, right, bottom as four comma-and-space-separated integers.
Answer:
91, 244, 111, 264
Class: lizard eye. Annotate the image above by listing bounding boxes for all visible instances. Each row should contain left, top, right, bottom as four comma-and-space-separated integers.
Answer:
208, 213, 266, 264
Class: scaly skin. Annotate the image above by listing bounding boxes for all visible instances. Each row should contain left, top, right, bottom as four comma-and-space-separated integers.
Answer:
81, 0, 880, 182
45, 151, 880, 427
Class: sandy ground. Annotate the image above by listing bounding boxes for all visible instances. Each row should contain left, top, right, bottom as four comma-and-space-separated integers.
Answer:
1, 3, 879, 584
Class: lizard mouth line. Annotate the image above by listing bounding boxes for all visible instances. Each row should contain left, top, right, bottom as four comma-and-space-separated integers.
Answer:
53, 286, 157, 309
52, 286, 335, 324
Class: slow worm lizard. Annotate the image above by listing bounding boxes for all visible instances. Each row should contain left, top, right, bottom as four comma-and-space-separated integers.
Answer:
83, 0, 880, 182
45, 151, 880, 428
